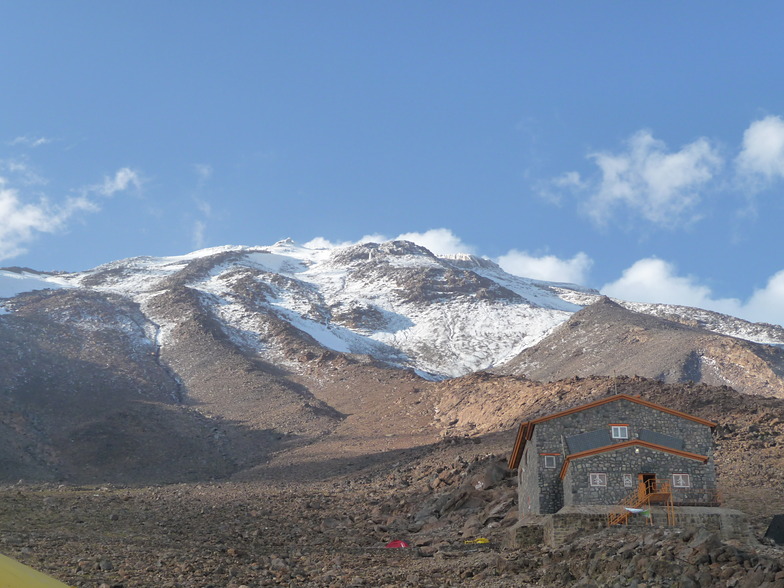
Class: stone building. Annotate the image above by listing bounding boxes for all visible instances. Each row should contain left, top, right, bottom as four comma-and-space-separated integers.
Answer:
508, 394, 718, 516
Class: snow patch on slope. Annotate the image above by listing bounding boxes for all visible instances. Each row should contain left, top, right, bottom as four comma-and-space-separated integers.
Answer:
0, 269, 73, 299
619, 300, 784, 346
10, 238, 783, 379
33, 242, 622, 376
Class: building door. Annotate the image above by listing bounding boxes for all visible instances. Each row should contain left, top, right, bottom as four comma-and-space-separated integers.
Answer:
638, 473, 656, 500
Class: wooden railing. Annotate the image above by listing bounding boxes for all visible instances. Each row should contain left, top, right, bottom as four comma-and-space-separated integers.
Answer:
607, 479, 675, 527
671, 487, 722, 507
608, 480, 721, 527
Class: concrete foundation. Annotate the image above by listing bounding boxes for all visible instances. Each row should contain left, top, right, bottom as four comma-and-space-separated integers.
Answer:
508, 506, 750, 547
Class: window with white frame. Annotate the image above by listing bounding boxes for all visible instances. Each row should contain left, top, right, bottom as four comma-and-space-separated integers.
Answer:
543, 455, 557, 469
611, 425, 629, 439
589, 473, 607, 487
672, 473, 691, 488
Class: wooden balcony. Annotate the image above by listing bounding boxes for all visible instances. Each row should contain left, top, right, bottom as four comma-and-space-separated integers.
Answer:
608, 478, 722, 527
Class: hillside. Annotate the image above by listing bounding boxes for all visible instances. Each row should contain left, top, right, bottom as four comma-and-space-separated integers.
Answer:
2, 375, 784, 587
495, 297, 784, 398
2, 239, 784, 484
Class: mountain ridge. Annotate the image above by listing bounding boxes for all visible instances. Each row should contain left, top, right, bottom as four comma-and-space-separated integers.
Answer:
3, 239, 784, 483
494, 296, 784, 398
4, 239, 782, 378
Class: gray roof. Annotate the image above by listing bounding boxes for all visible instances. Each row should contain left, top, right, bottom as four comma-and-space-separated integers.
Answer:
639, 429, 684, 451
565, 429, 612, 454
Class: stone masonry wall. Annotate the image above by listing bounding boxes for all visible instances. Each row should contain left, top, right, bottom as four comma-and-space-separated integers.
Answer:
538, 507, 748, 547
545, 511, 607, 546
563, 445, 716, 507
539, 398, 714, 457
518, 429, 543, 515
523, 398, 714, 514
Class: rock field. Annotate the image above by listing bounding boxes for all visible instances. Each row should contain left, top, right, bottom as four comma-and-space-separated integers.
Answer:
1, 432, 783, 588
2, 375, 784, 586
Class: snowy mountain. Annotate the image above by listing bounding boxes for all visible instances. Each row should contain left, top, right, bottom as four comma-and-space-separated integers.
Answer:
4, 238, 784, 483
494, 297, 784, 398
2, 238, 783, 379
0, 240, 583, 378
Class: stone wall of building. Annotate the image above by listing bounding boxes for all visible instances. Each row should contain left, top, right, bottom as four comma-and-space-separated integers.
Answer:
562, 445, 716, 507
530, 507, 749, 547
518, 398, 715, 514
537, 398, 713, 457
518, 429, 542, 515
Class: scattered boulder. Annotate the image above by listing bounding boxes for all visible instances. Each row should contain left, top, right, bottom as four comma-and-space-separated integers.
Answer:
765, 514, 784, 545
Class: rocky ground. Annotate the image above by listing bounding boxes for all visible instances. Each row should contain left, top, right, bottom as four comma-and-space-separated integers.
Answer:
2, 433, 784, 588
2, 375, 784, 586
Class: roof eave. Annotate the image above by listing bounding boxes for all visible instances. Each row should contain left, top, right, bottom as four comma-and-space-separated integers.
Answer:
558, 439, 710, 479
508, 421, 531, 469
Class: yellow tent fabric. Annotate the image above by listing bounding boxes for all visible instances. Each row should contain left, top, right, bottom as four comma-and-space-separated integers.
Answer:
0, 553, 71, 588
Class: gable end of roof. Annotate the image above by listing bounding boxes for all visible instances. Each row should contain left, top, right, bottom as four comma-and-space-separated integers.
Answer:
508, 393, 715, 470
557, 439, 709, 479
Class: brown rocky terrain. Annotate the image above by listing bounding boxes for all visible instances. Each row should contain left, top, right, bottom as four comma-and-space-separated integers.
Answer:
3, 244, 784, 585
4, 246, 784, 487
2, 375, 783, 587
495, 297, 784, 399
0, 289, 237, 484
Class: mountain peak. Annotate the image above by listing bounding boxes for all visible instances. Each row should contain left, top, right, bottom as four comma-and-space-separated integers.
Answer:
439, 253, 500, 270
590, 295, 625, 309
4, 238, 784, 382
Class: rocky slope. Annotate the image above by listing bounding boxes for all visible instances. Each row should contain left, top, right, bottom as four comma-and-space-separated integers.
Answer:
2, 239, 784, 584
3, 375, 784, 587
2, 240, 784, 484
0, 288, 238, 484
5, 475, 784, 588
4, 238, 783, 382
495, 297, 784, 398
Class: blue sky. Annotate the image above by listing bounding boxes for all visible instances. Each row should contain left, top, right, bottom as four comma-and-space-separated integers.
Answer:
3, 2, 784, 325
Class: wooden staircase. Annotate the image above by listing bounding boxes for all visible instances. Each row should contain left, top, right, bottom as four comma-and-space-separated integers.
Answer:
608, 479, 676, 527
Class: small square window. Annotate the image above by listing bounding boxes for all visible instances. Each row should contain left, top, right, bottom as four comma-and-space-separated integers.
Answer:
672, 473, 691, 488
543, 455, 556, 469
589, 473, 607, 487
611, 425, 629, 439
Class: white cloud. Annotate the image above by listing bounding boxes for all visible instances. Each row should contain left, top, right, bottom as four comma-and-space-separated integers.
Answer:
91, 167, 142, 197
195, 198, 211, 217
303, 233, 387, 250
192, 220, 207, 249
601, 258, 784, 326
304, 228, 474, 256
587, 131, 723, 227
0, 166, 142, 262
497, 250, 593, 284
535, 171, 583, 205
194, 163, 213, 188
743, 271, 784, 326
194, 163, 213, 180
189, 196, 213, 250
553, 170, 584, 189
394, 228, 476, 256
544, 130, 723, 228
1, 158, 47, 186
0, 177, 96, 261
601, 258, 740, 311
9, 136, 52, 148
735, 115, 784, 185
302, 236, 340, 249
